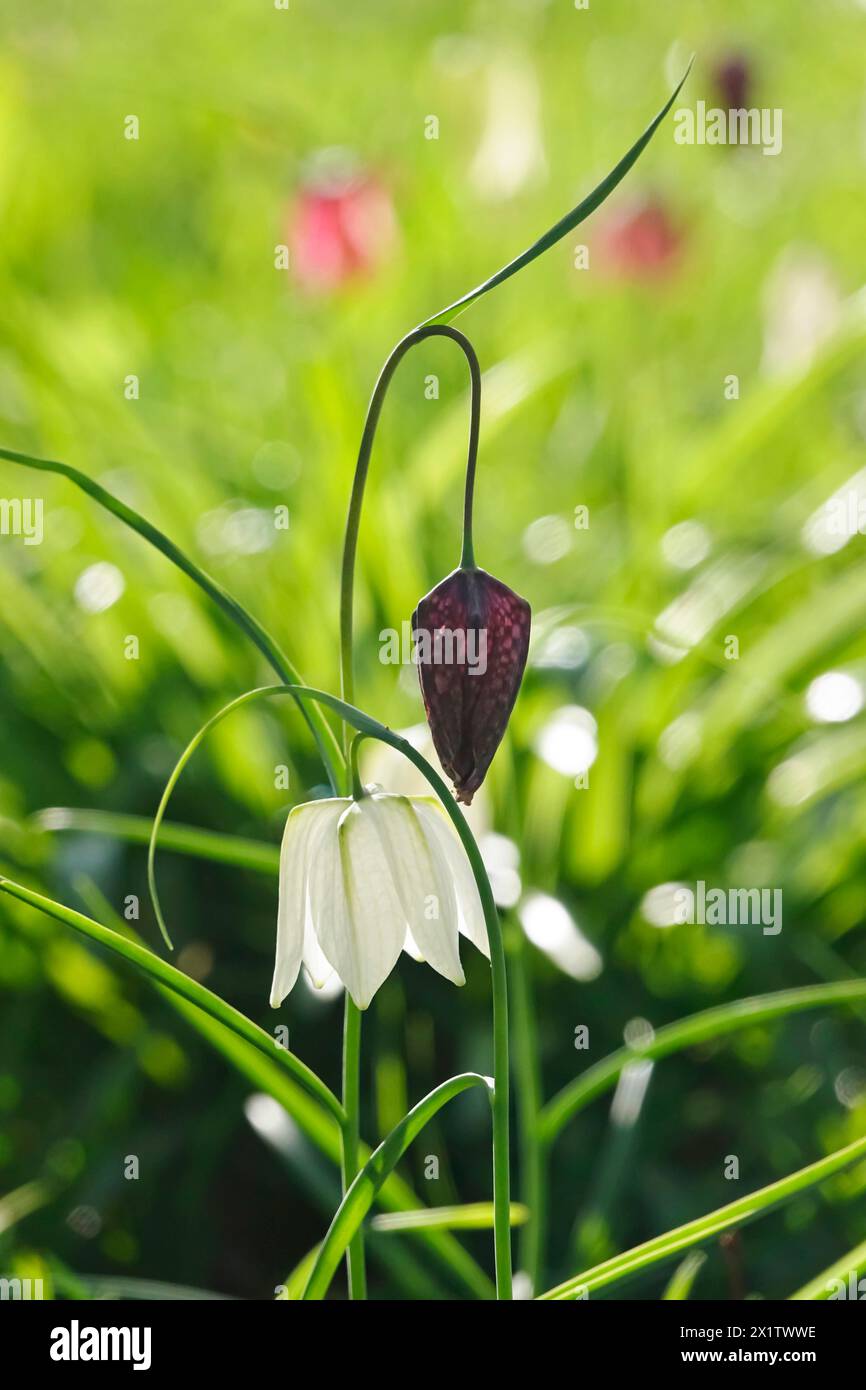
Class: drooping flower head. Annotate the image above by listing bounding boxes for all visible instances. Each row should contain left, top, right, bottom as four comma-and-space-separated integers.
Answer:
271, 791, 487, 1011
412, 567, 531, 805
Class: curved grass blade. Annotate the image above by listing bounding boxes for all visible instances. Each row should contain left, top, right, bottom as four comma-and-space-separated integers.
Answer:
302, 1073, 492, 1300
162, 945, 493, 1299
280, 1245, 323, 1300
789, 1236, 866, 1301
538, 1133, 866, 1300
662, 1250, 707, 1301
420, 60, 692, 327
0, 1180, 51, 1236
0, 875, 345, 1126
0, 445, 344, 791
61, 1275, 236, 1301
370, 1202, 529, 1235
539, 980, 866, 1144
37, 807, 280, 875
14, 874, 493, 1301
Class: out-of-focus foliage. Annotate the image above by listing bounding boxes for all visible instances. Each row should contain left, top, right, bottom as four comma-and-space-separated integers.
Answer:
1, 0, 865, 1300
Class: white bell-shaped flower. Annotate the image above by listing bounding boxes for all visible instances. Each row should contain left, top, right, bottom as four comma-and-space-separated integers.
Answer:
270, 791, 489, 1010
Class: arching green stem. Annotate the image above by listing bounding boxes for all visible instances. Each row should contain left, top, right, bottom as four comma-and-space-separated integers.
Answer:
339, 323, 482, 732
348, 734, 366, 800
341, 993, 366, 1299
336, 327, 481, 1298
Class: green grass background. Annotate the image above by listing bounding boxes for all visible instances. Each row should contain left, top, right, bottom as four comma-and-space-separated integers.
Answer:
1, 0, 865, 1299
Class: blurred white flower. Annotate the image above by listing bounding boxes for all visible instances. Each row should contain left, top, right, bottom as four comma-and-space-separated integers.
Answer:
534, 705, 598, 777
806, 671, 864, 724
532, 624, 590, 671
271, 792, 488, 1010
197, 502, 275, 556
522, 514, 572, 565
762, 247, 841, 377
658, 712, 702, 770
479, 831, 522, 909
471, 54, 546, 201
641, 882, 692, 928
661, 520, 711, 571
767, 754, 817, 807
74, 561, 125, 614
610, 1059, 653, 1128
653, 555, 764, 657
519, 891, 602, 981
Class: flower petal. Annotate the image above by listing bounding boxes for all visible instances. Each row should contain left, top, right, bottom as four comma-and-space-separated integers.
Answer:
368, 793, 464, 987
403, 927, 425, 962
413, 801, 490, 960
311, 800, 405, 1009
270, 799, 345, 1007
297, 806, 348, 989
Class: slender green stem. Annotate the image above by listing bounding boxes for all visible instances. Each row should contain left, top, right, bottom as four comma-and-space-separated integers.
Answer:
379, 736, 512, 1299
338, 323, 481, 737
341, 994, 367, 1299
348, 734, 366, 800
367, 719, 513, 1298
508, 926, 544, 1293
336, 324, 481, 1298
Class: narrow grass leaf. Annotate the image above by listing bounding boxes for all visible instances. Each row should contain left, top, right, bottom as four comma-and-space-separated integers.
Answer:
0, 875, 345, 1125
662, 1250, 707, 1301
371, 1202, 529, 1234
789, 1237, 866, 1301
420, 61, 692, 326
539, 980, 866, 1144
303, 1073, 492, 1299
0, 445, 344, 790
538, 1133, 866, 1299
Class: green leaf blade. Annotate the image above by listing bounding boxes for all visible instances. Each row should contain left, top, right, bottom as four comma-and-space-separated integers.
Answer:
420, 59, 693, 327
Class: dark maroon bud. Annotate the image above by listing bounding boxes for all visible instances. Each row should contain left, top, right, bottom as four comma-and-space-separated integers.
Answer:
713, 53, 752, 113
412, 567, 531, 805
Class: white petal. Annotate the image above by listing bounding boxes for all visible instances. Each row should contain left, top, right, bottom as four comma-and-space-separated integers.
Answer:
368, 793, 464, 986
270, 799, 344, 1008
403, 927, 425, 962
299, 802, 348, 990
413, 801, 490, 960
302, 907, 336, 991
311, 800, 405, 1009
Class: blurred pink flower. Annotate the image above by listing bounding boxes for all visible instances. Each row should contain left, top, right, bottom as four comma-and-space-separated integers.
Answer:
597, 195, 682, 279
290, 149, 397, 292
